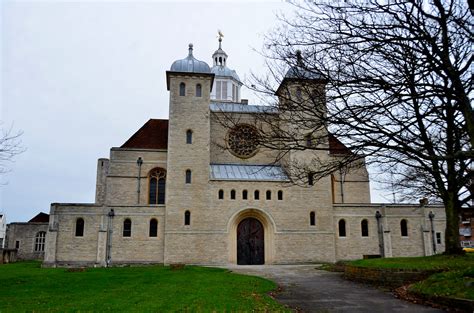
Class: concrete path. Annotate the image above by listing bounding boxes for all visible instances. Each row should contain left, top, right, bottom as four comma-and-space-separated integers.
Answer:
225, 265, 443, 313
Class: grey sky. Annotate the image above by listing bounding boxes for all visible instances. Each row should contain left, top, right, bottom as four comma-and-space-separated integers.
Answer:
1, 1, 386, 223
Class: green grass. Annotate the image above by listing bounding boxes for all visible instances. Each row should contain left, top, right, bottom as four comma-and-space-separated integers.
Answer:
410, 268, 474, 300
347, 254, 474, 300
0, 262, 289, 312
348, 253, 474, 271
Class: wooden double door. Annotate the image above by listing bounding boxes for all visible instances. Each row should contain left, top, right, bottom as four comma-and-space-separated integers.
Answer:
237, 218, 264, 265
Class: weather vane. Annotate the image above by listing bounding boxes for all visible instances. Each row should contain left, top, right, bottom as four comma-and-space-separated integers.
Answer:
217, 30, 224, 40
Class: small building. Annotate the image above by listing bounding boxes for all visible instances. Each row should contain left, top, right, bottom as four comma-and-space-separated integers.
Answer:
5, 212, 49, 260
460, 209, 473, 248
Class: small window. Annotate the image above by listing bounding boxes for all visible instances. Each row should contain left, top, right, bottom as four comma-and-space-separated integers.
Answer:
123, 219, 132, 237
196, 84, 202, 97
400, 219, 408, 237
185, 170, 192, 184
361, 219, 369, 237
149, 219, 158, 237
338, 219, 346, 237
231, 189, 236, 200
15, 241, 20, 249
34, 231, 46, 252
75, 218, 84, 237
305, 134, 312, 147
266, 190, 272, 200
254, 190, 260, 200
436, 232, 442, 244
308, 173, 314, 186
186, 130, 193, 144
184, 210, 191, 226
179, 82, 186, 96
242, 190, 248, 200
296, 87, 302, 101
218, 189, 224, 200
278, 190, 283, 200
310, 211, 316, 226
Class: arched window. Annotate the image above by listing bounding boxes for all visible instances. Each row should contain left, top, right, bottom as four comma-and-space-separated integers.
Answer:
308, 172, 314, 186
278, 190, 283, 200
310, 212, 316, 226
242, 190, 248, 200
34, 231, 46, 252
230, 189, 236, 200
123, 219, 132, 237
75, 218, 84, 237
149, 168, 166, 205
184, 210, 191, 226
218, 189, 224, 199
179, 82, 186, 96
266, 190, 272, 200
196, 84, 202, 97
185, 170, 192, 184
401, 219, 408, 237
186, 130, 193, 144
361, 219, 369, 237
254, 190, 260, 200
338, 219, 346, 237
149, 219, 158, 237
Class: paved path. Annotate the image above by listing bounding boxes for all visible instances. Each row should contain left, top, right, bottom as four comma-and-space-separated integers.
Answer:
225, 265, 443, 313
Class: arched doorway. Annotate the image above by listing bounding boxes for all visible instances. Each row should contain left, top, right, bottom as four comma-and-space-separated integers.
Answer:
237, 218, 264, 265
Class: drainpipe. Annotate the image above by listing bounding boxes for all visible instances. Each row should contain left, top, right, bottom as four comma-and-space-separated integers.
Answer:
106, 209, 115, 267
375, 210, 385, 257
136, 157, 143, 204
429, 211, 436, 255
339, 169, 345, 203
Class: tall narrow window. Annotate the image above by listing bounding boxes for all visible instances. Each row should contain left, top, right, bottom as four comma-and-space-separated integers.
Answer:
184, 210, 191, 226
436, 232, 442, 244
34, 231, 46, 252
305, 134, 312, 147
185, 170, 192, 184
242, 190, 248, 200
310, 211, 316, 226
230, 189, 236, 200
277, 190, 283, 200
308, 172, 314, 186
179, 82, 186, 96
254, 190, 260, 200
149, 219, 158, 237
266, 190, 272, 200
216, 81, 222, 99
15, 241, 20, 249
218, 189, 224, 199
400, 219, 408, 237
149, 168, 166, 205
186, 130, 193, 144
222, 81, 228, 99
338, 219, 346, 237
296, 87, 302, 101
75, 218, 84, 237
361, 219, 369, 237
196, 84, 202, 97
123, 219, 132, 237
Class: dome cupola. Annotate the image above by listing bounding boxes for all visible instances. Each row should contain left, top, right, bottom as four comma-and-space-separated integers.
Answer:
170, 43, 211, 74
210, 33, 242, 102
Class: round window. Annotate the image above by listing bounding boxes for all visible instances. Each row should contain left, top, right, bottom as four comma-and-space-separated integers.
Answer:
227, 124, 259, 158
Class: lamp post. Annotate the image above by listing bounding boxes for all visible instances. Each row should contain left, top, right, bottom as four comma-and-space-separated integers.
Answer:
429, 211, 436, 254
375, 210, 385, 257
136, 157, 143, 204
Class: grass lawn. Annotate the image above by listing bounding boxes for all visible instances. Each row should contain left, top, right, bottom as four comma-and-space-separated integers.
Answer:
348, 253, 474, 270
0, 262, 289, 312
347, 254, 474, 300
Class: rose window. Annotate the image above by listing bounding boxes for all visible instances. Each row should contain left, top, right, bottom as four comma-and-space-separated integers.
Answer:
227, 124, 259, 158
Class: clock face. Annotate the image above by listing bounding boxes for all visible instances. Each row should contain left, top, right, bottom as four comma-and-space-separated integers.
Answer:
227, 124, 259, 159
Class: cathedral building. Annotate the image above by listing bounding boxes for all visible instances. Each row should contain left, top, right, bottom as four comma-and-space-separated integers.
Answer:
44, 39, 446, 267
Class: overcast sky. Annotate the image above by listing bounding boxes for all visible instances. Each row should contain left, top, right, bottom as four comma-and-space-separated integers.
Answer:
1, 0, 387, 223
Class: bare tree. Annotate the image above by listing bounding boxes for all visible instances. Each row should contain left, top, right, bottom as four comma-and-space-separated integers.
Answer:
0, 123, 24, 176
216, 0, 472, 254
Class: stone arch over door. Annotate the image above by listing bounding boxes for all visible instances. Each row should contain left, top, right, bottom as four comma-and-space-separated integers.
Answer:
228, 209, 275, 264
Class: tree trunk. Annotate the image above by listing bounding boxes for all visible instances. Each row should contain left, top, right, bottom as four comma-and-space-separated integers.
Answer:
443, 195, 463, 254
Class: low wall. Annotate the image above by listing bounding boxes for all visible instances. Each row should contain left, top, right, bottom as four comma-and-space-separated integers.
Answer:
344, 265, 439, 289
